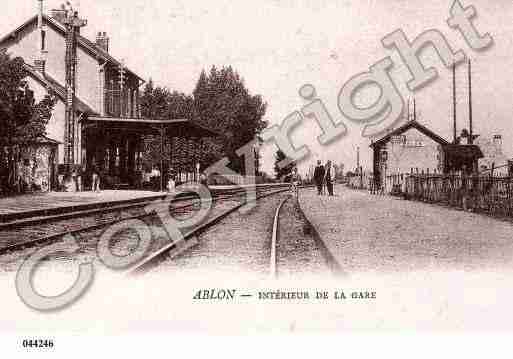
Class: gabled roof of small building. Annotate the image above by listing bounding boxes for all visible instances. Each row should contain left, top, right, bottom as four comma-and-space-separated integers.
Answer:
370, 120, 450, 148
0, 14, 144, 83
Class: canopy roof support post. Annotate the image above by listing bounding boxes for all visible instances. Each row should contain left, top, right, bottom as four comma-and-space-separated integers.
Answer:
160, 123, 164, 192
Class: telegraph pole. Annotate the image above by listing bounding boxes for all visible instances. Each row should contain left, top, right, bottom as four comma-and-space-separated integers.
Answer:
356, 146, 360, 173
468, 60, 473, 145
452, 63, 457, 143
119, 60, 126, 116
63, 7, 87, 168
37, 0, 45, 57
413, 98, 416, 122
160, 124, 164, 192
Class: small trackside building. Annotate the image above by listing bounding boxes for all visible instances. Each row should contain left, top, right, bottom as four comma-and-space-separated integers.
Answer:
370, 121, 449, 187
371, 120, 485, 190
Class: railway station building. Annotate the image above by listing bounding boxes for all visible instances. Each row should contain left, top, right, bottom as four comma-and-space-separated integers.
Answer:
370, 120, 484, 188
0, 3, 216, 192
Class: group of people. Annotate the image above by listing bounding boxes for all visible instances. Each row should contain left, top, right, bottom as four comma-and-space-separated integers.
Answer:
313, 160, 336, 196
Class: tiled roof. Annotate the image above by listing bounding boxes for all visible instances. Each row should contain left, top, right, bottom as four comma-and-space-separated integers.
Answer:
0, 14, 144, 83
370, 120, 450, 148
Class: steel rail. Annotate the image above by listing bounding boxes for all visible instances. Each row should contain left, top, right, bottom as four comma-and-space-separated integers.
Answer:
0, 184, 291, 230
130, 188, 291, 275
269, 196, 290, 279
0, 185, 289, 255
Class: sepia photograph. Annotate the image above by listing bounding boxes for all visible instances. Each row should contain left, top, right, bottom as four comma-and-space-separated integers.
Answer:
0, 0, 512, 355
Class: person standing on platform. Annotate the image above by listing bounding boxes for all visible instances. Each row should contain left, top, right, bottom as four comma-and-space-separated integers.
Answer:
71, 167, 78, 192
199, 172, 208, 187
167, 172, 176, 192
324, 160, 334, 196
151, 165, 161, 191
313, 160, 325, 196
142, 167, 152, 189
78, 165, 86, 192
167, 177, 176, 192
91, 165, 101, 193
151, 165, 161, 179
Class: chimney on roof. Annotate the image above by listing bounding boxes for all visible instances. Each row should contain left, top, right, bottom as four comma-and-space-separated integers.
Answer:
493, 134, 502, 152
36, 0, 47, 73
96, 31, 109, 52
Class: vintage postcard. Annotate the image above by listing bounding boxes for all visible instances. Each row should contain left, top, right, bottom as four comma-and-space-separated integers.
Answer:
0, 0, 512, 354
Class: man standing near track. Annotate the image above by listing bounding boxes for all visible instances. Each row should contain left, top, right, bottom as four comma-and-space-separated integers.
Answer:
324, 160, 334, 196
313, 160, 325, 196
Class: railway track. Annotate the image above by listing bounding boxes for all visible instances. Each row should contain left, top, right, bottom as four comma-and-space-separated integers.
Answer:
130, 187, 291, 274
270, 194, 343, 278
0, 184, 290, 259
131, 185, 341, 278
269, 196, 289, 278
0, 183, 338, 279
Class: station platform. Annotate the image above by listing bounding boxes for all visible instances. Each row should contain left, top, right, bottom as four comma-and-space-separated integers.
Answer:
0, 183, 288, 227
0, 190, 167, 225
298, 185, 513, 273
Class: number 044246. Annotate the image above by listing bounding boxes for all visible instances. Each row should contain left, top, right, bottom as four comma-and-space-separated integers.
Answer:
22, 339, 54, 349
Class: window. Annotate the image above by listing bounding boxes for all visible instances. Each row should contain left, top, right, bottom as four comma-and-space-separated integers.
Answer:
391, 135, 406, 144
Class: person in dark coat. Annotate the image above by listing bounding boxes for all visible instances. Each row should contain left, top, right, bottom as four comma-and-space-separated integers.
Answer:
325, 160, 334, 196
313, 160, 325, 195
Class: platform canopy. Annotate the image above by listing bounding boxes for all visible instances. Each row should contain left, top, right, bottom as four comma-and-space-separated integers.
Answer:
85, 116, 220, 138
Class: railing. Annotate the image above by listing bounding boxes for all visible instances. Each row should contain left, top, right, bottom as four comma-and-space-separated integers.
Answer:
347, 173, 371, 190
384, 173, 407, 195
105, 88, 137, 118
404, 173, 513, 217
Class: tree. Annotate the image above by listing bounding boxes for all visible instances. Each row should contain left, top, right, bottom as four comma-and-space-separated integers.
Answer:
138, 80, 195, 174
0, 51, 54, 144
139, 66, 268, 177
274, 149, 294, 182
139, 79, 193, 120
0, 50, 55, 192
193, 66, 268, 174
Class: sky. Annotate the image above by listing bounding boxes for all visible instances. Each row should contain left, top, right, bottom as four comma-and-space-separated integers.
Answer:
2, 0, 513, 176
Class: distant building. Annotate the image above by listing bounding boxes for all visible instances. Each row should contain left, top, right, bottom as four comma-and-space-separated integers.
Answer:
370, 120, 484, 187
475, 135, 509, 175
370, 121, 449, 186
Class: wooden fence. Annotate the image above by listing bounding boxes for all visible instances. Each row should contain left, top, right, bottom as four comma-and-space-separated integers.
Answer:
347, 172, 372, 190
403, 173, 513, 217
